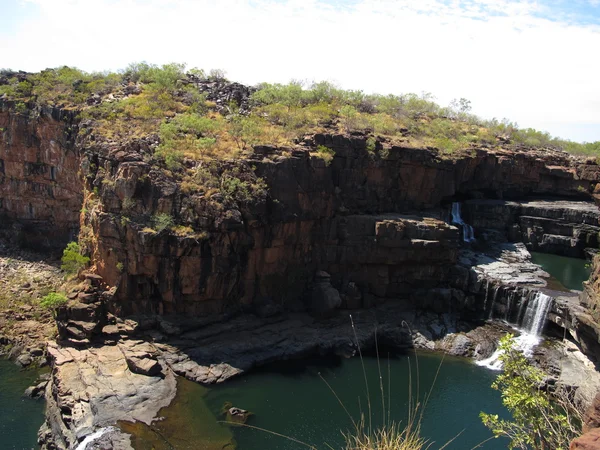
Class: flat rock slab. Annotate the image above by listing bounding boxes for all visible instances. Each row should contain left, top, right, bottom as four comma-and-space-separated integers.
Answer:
460, 242, 549, 286
46, 340, 177, 448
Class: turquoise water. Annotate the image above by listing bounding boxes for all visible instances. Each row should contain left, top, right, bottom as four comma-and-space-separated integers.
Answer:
202, 352, 508, 450
0, 359, 45, 450
531, 252, 591, 291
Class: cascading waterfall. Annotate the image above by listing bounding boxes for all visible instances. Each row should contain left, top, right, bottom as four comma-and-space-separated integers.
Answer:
451, 202, 476, 243
477, 291, 553, 370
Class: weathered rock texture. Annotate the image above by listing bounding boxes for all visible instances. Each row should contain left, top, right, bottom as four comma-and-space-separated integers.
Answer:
40, 340, 176, 450
0, 102, 81, 249
79, 133, 600, 319
463, 199, 600, 258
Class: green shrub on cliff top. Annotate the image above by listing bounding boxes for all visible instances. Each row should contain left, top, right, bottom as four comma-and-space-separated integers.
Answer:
315, 145, 335, 165
2, 64, 600, 158
61, 242, 90, 275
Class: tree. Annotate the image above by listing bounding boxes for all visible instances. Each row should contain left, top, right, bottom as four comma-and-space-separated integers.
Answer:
480, 335, 582, 450
61, 242, 90, 275
229, 115, 264, 150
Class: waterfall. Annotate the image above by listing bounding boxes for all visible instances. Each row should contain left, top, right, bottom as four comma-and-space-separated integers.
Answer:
75, 427, 117, 450
521, 292, 553, 336
476, 291, 552, 371
451, 202, 476, 243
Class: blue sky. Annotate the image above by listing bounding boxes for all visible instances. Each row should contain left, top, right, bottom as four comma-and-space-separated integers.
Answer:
1, 0, 599, 143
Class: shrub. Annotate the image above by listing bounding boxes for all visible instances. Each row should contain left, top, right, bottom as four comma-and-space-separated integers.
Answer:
480, 334, 582, 449
188, 162, 268, 206
40, 292, 68, 310
229, 115, 267, 150
339, 105, 361, 132
14, 101, 28, 115
366, 137, 376, 153
61, 242, 90, 274
151, 213, 174, 232
123, 62, 185, 92
315, 145, 335, 166
156, 112, 222, 166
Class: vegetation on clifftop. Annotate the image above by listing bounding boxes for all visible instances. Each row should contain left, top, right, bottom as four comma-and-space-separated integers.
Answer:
3, 62, 599, 241
1, 63, 599, 163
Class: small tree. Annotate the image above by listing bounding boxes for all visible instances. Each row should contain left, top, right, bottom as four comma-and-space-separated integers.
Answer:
40, 292, 68, 316
480, 335, 582, 450
61, 242, 90, 275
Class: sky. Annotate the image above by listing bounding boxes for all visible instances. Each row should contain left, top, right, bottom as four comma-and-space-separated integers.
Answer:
1, 0, 599, 143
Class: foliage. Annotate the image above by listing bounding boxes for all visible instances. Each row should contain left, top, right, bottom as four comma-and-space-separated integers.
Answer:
40, 292, 68, 310
151, 213, 175, 232
480, 335, 582, 450
315, 145, 335, 165
123, 62, 185, 92
156, 112, 223, 168
190, 162, 268, 205
366, 137, 376, 153
61, 242, 90, 274
1, 64, 599, 159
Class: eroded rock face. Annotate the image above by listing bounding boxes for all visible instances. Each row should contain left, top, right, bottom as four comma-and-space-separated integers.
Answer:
0, 101, 81, 249
78, 132, 600, 318
463, 199, 600, 258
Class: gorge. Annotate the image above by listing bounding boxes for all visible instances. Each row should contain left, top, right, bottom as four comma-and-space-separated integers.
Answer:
2, 69, 600, 449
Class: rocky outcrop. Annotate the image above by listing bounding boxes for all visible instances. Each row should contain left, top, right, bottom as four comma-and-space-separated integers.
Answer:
463, 199, 600, 258
572, 393, 600, 449
40, 340, 176, 450
0, 101, 81, 249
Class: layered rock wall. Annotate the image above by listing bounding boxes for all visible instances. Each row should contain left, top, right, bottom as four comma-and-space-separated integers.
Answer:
80, 133, 600, 316
463, 199, 600, 258
0, 101, 81, 249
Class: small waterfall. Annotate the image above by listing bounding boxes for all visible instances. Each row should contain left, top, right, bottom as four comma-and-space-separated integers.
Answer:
521, 292, 553, 336
477, 291, 553, 371
75, 427, 117, 450
451, 202, 476, 243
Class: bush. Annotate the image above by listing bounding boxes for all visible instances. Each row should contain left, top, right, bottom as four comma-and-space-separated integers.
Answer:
480, 334, 582, 449
123, 62, 185, 92
151, 213, 174, 232
156, 112, 222, 167
315, 145, 335, 165
40, 292, 68, 310
61, 242, 90, 275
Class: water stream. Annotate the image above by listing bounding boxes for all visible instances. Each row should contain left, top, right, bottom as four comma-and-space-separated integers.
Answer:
450, 202, 476, 242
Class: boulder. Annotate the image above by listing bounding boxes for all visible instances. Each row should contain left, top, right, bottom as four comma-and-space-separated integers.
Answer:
309, 271, 341, 317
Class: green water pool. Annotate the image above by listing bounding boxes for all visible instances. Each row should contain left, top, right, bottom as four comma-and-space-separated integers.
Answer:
530, 252, 591, 291
127, 352, 508, 450
0, 359, 45, 450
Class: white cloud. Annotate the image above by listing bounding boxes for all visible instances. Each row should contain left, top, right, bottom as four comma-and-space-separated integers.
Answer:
2, 0, 600, 142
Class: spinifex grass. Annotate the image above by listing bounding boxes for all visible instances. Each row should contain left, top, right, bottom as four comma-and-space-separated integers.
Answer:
331, 316, 455, 450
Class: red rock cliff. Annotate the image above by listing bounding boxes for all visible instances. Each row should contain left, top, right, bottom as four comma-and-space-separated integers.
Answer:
0, 101, 81, 249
